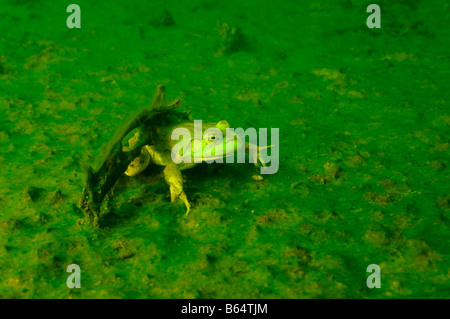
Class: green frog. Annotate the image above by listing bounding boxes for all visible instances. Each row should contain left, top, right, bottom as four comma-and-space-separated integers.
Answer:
122, 119, 268, 215
80, 85, 270, 227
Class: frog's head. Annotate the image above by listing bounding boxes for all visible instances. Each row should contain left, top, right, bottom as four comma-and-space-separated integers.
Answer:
197, 120, 245, 162
172, 120, 245, 163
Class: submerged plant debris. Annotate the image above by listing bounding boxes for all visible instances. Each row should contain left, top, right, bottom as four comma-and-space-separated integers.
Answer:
0, 0, 449, 298
78, 84, 183, 228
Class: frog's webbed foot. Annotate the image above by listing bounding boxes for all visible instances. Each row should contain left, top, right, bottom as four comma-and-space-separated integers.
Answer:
255, 146, 268, 168
163, 163, 191, 215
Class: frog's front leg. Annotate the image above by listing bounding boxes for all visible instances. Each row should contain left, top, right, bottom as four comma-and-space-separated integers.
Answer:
163, 163, 191, 215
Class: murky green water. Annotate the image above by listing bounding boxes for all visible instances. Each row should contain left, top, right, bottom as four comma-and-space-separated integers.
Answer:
0, 0, 448, 298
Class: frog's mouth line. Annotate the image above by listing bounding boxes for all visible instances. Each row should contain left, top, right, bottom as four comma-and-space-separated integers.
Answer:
193, 139, 244, 161
173, 153, 235, 163
175, 139, 244, 162
199, 153, 235, 161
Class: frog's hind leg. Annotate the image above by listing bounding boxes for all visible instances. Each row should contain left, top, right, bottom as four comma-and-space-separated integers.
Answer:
246, 142, 274, 167
163, 163, 191, 215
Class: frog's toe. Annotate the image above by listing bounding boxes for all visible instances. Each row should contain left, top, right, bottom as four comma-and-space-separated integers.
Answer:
256, 145, 274, 167
260, 158, 267, 167
169, 186, 180, 202
178, 190, 191, 215
257, 154, 267, 167
169, 187, 191, 214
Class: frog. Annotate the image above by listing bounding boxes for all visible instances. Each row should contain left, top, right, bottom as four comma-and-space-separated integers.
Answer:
123, 119, 269, 215
79, 85, 269, 227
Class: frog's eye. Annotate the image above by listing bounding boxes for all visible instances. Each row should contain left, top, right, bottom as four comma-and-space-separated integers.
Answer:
210, 135, 216, 140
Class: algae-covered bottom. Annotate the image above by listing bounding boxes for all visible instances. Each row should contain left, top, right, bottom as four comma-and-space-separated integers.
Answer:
0, 0, 448, 298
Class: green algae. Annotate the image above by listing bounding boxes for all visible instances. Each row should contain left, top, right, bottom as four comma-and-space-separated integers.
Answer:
0, 0, 449, 298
